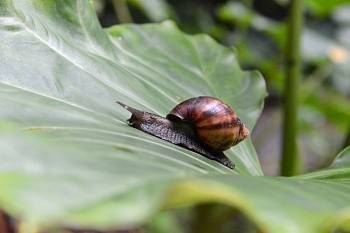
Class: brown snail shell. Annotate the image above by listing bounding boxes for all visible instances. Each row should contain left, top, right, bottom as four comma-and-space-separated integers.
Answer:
166, 96, 249, 151
117, 96, 249, 169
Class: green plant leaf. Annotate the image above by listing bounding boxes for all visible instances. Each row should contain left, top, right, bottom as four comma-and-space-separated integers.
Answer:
1, 1, 350, 233
0, 0, 266, 175
0, 128, 350, 233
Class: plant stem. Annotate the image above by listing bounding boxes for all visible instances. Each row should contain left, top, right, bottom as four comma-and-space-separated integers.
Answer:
281, 0, 304, 176
112, 0, 133, 23
342, 124, 350, 148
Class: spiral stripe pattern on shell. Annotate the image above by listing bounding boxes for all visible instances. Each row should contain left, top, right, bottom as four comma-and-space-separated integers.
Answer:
166, 96, 249, 151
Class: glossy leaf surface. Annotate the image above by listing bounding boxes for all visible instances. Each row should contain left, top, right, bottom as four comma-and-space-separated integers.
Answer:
0, 1, 349, 233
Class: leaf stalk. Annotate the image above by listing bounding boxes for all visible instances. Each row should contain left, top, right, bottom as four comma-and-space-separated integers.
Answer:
281, 0, 304, 176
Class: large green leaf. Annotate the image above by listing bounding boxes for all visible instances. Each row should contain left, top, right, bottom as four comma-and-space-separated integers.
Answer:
0, 127, 350, 233
0, 0, 265, 176
0, 1, 350, 233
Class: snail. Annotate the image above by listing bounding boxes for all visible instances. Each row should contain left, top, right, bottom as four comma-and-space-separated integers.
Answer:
117, 96, 249, 169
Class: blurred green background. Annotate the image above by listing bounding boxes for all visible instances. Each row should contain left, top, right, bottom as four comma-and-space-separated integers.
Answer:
93, 0, 350, 176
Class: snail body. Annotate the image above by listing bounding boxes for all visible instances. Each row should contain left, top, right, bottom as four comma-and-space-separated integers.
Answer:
117, 96, 249, 169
